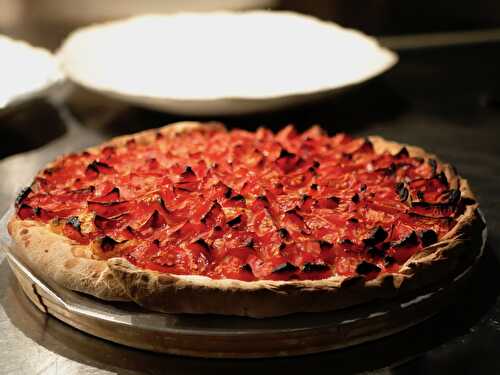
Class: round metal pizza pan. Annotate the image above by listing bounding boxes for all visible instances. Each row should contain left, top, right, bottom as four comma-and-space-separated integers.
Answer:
0, 208, 487, 358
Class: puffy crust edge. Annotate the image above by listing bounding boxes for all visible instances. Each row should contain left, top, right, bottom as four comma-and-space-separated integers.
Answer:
8, 123, 485, 317
8, 218, 129, 301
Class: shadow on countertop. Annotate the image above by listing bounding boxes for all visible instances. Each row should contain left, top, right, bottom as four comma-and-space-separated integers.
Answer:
65, 76, 408, 138
0, 99, 66, 159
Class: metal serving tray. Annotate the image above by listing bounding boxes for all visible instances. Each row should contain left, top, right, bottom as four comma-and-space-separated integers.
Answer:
0, 208, 487, 358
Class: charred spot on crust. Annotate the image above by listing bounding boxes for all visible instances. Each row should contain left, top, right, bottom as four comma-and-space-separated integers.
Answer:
311, 183, 319, 191
101, 187, 120, 200
367, 246, 385, 258
351, 193, 360, 203
329, 196, 341, 204
355, 261, 381, 275
278, 228, 289, 239
363, 226, 388, 246
376, 163, 397, 176
411, 200, 430, 208
385, 163, 397, 176
67, 216, 81, 231
43, 167, 59, 176
257, 195, 270, 204
180, 166, 196, 178
100, 236, 121, 252
359, 139, 374, 153
227, 215, 242, 228
428, 159, 437, 176
278, 148, 295, 159
420, 229, 438, 247
147, 158, 159, 169
395, 182, 409, 202
395, 147, 409, 158
348, 217, 359, 224
148, 210, 166, 229
319, 240, 333, 250
272, 262, 298, 273
392, 231, 418, 248
462, 197, 477, 205
384, 256, 395, 266
15, 186, 32, 207
241, 264, 252, 272
224, 187, 233, 198
230, 194, 245, 203
86, 160, 113, 174
194, 238, 210, 252
158, 196, 169, 212
446, 189, 461, 206
303, 262, 329, 272
436, 171, 448, 186
342, 152, 353, 160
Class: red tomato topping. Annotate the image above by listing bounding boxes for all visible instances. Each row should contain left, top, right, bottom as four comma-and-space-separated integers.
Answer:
15, 126, 467, 281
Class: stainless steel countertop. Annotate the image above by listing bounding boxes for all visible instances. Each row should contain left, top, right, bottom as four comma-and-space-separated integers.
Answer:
2, 41, 500, 374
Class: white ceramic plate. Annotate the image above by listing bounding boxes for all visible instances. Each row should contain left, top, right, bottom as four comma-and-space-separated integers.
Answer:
0, 35, 63, 112
58, 11, 398, 116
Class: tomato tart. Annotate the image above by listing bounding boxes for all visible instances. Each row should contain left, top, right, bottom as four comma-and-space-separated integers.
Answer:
8, 122, 484, 317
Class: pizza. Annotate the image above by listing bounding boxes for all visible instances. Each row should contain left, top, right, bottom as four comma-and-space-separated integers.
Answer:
8, 122, 484, 318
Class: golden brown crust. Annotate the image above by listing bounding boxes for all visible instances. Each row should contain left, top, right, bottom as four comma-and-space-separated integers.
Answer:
8, 219, 128, 301
8, 122, 485, 317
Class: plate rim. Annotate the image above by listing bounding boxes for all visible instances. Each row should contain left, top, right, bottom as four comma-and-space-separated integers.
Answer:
0, 35, 64, 112
56, 11, 398, 104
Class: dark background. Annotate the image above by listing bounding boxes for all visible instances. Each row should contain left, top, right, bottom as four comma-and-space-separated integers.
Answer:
3, 0, 500, 50
279, 0, 500, 35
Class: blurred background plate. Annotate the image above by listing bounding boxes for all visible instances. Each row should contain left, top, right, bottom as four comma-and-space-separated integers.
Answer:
57, 11, 397, 116
0, 35, 63, 113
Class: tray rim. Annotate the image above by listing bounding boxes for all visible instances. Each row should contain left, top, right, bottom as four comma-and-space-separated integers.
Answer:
0, 207, 487, 335
1, 207, 487, 357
